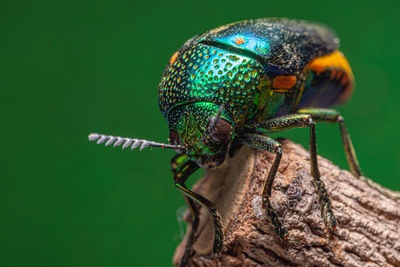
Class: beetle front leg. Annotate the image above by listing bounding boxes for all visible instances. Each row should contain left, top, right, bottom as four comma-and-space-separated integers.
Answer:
171, 154, 200, 266
242, 134, 289, 239
255, 114, 337, 230
171, 154, 224, 258
297, 108, 362, 177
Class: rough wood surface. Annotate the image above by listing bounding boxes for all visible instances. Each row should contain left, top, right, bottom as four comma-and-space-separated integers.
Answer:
173, 139, 400, 267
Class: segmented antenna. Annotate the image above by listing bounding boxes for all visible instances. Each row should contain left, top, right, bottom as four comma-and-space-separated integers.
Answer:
203, 104, 224, 142
88, 133, 185, 151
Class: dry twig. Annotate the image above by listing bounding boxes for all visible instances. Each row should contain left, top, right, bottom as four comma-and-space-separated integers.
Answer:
173, 139, 400, 267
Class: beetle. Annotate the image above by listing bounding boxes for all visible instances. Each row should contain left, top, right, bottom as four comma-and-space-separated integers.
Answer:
89, 18, 364, 265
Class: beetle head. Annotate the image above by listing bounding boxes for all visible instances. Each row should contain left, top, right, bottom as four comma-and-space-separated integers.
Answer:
168, 102, 233, 168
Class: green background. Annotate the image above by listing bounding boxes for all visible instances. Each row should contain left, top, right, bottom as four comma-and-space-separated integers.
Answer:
2, 0, 399, 266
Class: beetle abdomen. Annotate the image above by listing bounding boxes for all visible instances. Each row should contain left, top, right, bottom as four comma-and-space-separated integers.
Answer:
297, 50, 354, 108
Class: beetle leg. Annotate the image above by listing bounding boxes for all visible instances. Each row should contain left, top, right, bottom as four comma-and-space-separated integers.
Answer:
171, 154, 200, 265
171, 154, 224, 258
297, 108, 362, 177
242, 134, 289, 239
255, 114, 337, 230
297, 109, 400, 200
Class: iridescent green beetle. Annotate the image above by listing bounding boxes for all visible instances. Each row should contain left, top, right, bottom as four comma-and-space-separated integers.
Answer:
89, 18, 363, 263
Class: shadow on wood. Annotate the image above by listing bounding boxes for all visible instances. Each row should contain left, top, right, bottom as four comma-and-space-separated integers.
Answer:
173, 139, 400, 266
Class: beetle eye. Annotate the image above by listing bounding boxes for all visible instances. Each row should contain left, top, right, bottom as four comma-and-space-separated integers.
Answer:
169, 130, 180, 145
210, 119, 232, 144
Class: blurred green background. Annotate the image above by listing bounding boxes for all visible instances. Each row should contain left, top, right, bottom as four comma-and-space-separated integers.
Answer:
2, 0, 399, 266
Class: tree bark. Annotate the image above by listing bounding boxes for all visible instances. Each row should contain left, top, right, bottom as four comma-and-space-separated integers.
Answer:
173, 139, 400, 267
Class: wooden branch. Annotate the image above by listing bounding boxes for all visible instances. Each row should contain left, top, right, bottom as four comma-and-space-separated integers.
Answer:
173, 139, 400, 266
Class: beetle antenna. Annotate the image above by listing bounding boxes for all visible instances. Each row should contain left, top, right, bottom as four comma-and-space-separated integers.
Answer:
203, 104, 224, 142
88, 133, 186, 152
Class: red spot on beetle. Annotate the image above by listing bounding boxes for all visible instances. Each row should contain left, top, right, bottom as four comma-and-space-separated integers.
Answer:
272, 75, 297, 91
234, 37, 246, 45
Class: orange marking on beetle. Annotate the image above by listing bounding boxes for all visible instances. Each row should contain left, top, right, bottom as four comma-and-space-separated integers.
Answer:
169, 51, 179, 65
309, 50, 353, 79
272, 75, 297, 91
307, 50, 355, 105
234, 37, 246, 45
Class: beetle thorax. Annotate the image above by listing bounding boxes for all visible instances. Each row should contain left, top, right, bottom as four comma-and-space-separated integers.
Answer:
167, 102, 233, 167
